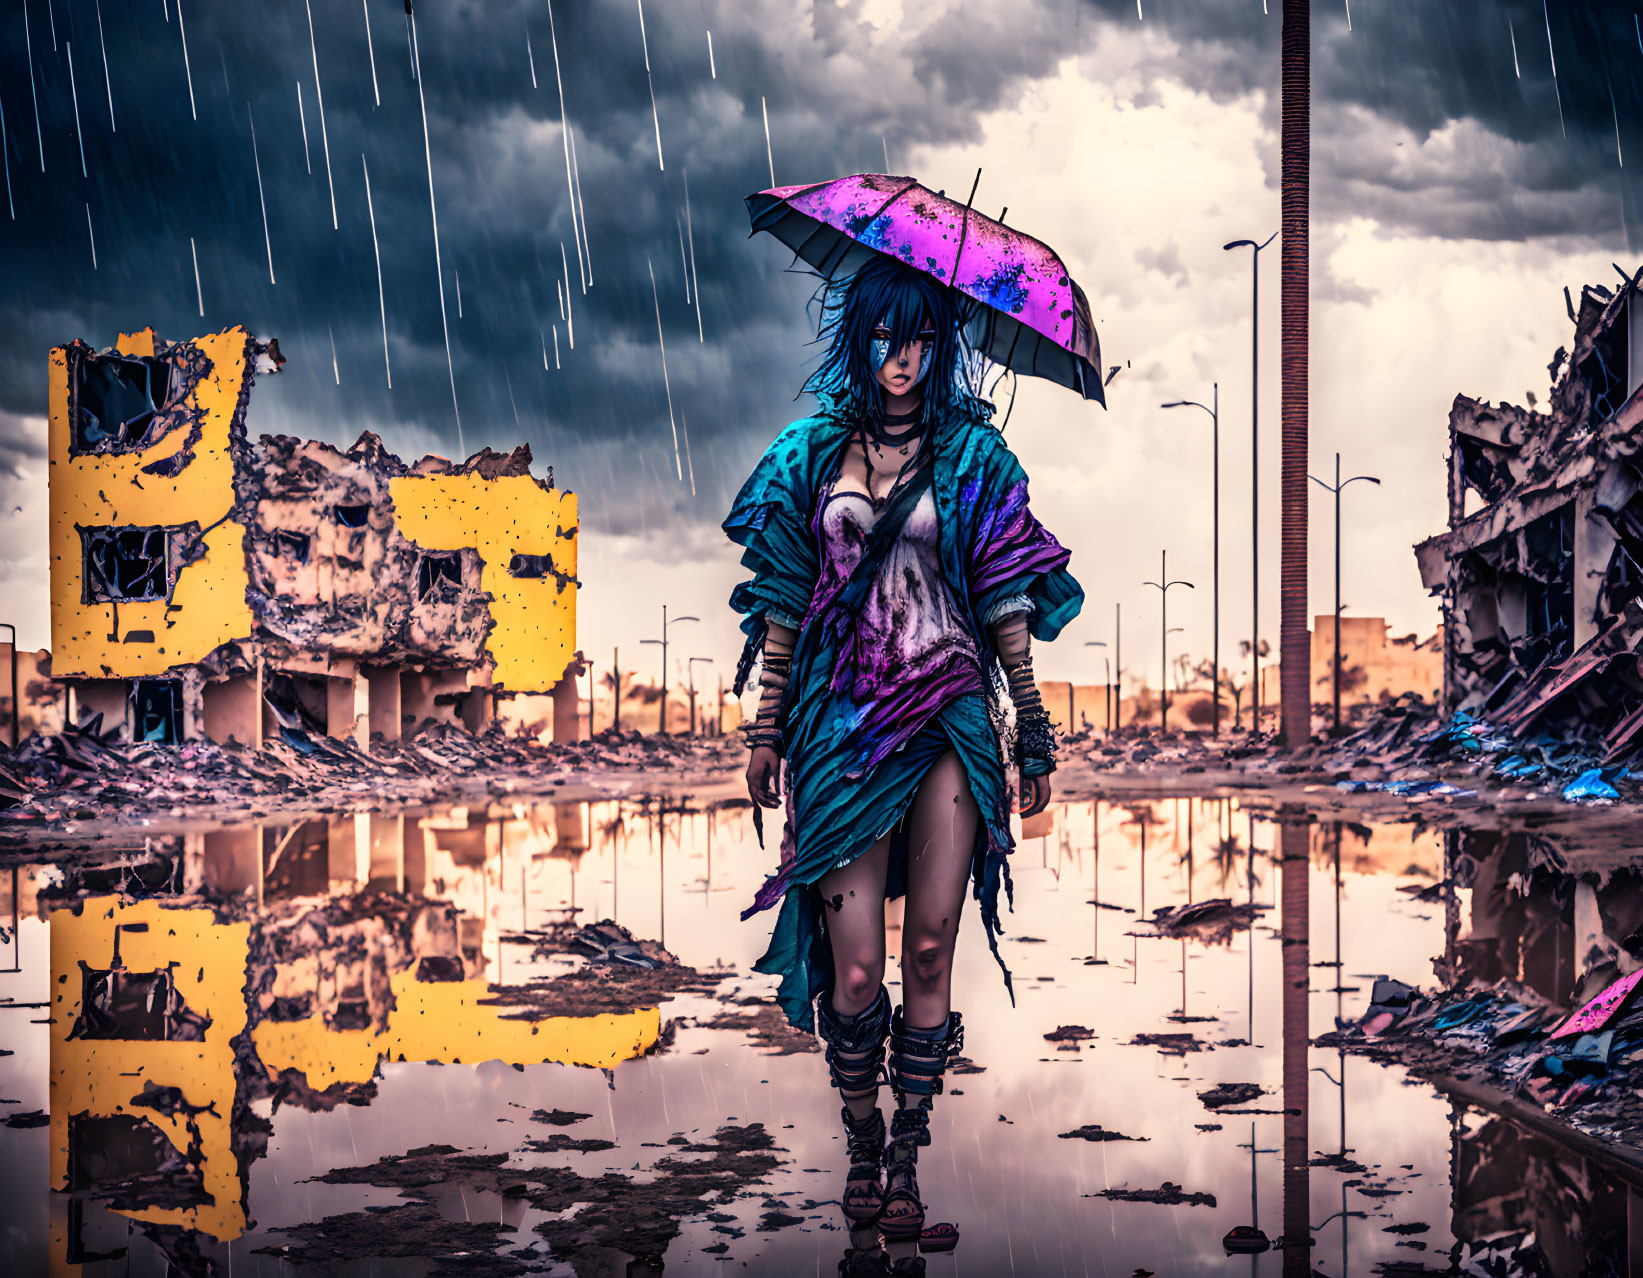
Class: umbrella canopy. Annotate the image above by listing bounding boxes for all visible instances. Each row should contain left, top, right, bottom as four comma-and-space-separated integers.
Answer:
747, 172, 1104, 406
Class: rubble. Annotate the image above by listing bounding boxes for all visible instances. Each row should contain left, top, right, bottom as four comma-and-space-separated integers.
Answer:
1414, 276, 1643, 772
1084, 1181, 1217, 1208
0, 719, 741, 842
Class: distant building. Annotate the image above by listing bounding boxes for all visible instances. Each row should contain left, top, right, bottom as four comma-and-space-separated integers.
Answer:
1414, 277, 1643, 756
47, 326, 580, 747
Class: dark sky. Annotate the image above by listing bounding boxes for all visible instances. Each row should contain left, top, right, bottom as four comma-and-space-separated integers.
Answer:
0, 0, 1637, 541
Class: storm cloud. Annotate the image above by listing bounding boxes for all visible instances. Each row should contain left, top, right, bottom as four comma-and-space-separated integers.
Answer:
0, 0, 1636, 544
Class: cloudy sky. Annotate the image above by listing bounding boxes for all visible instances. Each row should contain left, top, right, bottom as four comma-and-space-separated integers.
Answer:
0, 0, 1636, 696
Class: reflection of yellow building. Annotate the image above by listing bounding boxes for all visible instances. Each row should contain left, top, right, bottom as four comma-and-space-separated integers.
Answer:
252, 971, 659, 1088
49, 897, 251, 1245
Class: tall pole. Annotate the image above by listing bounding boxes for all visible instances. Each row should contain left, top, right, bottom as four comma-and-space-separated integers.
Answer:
660, 603, 669, 734
1115, 602, 1122, 731
1334, 453, 1342, 734
1279, 0, 1311, 751
613, 646, 621, 732
1309, 454, 1380, 735
1223, 231, 1277, 734
1160, 386, 1220, 736
1143, 552, 1194, 733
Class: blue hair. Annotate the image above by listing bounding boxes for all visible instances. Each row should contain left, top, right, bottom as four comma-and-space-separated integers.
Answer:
802, 255, 986, 429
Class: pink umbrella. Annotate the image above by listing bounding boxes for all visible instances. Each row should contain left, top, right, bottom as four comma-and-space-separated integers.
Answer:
746, 171, 1105, 405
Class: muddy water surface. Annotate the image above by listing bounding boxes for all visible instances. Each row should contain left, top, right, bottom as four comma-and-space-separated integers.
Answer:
0, 797, 1618, 1275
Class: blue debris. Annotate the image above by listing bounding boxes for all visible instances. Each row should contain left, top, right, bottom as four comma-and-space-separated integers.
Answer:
1563, 768, 1620, 802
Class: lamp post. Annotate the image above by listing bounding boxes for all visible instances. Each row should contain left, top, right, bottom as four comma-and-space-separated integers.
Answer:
639, 605, 698, 734
1223, 231, 1278, 735
585, 660, 595, 738
1309, 452, 1380, 734
687, 657, 713, 736
0, 623, 17, 748
1114, 602, 1123, 730
1083, 640, 1107, 733
1143, 551, 1195, 731
1162, 384, 1220, 736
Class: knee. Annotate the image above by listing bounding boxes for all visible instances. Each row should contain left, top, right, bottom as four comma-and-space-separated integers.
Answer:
903, 937, 951, 990
836, 962, 885, 1011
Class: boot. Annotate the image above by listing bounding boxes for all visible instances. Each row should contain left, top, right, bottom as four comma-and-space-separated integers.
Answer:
816, 985, 892, 1225
880, 1007, 964, 1246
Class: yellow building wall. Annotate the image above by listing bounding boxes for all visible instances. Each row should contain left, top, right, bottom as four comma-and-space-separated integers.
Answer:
49, 897, 251, 1244
48, 328, 255, 678
251, 972, 659, 1086
388, 473, 578, 693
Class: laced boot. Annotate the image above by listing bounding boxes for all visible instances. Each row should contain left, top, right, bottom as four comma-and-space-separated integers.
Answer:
880, 1007, 964, 1247
816, 984, 892, 1226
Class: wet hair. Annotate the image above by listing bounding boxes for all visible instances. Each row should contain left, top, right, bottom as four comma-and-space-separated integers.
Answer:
802, 254, 985, 429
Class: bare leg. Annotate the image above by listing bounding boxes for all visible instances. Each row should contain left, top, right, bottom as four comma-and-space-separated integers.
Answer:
884, 750, 979, 1260
901, 750, 978, 1026
818, 834, 891, 1016
817, 836, 891, 1253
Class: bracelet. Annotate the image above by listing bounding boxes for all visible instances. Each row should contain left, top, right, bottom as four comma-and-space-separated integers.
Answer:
742, 722, 782, 750
1013, 708, 1057, 775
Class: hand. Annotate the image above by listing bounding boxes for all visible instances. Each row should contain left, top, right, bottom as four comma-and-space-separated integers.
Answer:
747, 745, 783, 808
1019, 771, 1051, 818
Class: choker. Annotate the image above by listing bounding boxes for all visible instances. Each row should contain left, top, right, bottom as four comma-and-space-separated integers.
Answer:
865, 407, 924, 449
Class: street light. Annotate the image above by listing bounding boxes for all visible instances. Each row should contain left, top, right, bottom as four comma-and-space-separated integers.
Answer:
1224, 231, 1278, 733
1083, 640, 1108, 733
1143, 550, 1195, 732
1309, 452, 1380, 734
640, 605, 699, 734
687, 657, 714, 736
1162, 383, 1220, 736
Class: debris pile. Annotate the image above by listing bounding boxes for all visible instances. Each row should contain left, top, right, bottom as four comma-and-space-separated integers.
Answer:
1414, 277, 1643, 773
1322, 965, 1643, 1155
0, 719, 741, 837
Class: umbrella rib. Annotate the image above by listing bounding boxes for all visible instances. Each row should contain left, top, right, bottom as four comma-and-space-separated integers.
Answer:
950, 169, 983, 286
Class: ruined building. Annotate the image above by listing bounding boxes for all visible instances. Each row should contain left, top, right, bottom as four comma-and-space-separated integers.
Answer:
1415, 276, 1643, 760
48, 326, 579, 747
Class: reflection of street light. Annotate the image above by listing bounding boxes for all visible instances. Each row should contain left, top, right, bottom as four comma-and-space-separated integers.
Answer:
1309, 453, 1381, 735
1224, 231, 1278, 734
1162, 385, 1220, 736
639, 605, 699, 734
1084, 640, 1108, 732
687, 657, 713, 736
1143, 551, 1195, 731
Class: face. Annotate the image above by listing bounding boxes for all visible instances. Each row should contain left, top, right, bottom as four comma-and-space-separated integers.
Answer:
871, 318, 936, 399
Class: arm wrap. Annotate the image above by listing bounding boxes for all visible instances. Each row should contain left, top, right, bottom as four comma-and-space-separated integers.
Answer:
742, 622, 795, 751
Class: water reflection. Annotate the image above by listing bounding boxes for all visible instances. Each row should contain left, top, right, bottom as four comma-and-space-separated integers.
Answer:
0, 798, 1639, 1273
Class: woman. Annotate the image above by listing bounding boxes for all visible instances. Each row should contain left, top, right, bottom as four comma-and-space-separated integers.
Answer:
724, 254, 1081, 1276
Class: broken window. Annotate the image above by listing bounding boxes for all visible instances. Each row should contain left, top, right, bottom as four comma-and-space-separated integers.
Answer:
132, 679, 183, 744
72, 353, 173, 452
82, 526, 170, 603
509, 552, 552, 578
417, 552, 463, 601
274, 530, 312, 563
66, 1113, 207, 1210
1582, 310, 1629, 425
334, 504, 371, 528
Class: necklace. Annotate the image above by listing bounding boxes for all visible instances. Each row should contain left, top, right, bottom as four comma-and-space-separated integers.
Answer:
857, 423, 925, 511
864, 406, 924, 450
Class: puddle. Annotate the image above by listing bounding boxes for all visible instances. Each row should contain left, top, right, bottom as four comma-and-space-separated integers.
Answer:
0, 797, 1634, 1274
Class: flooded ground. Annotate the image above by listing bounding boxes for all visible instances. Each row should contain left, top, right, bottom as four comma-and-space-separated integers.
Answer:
0, 795, 1636, 1276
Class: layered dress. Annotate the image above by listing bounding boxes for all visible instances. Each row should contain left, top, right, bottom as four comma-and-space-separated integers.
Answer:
725, 397, 1082, 1030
